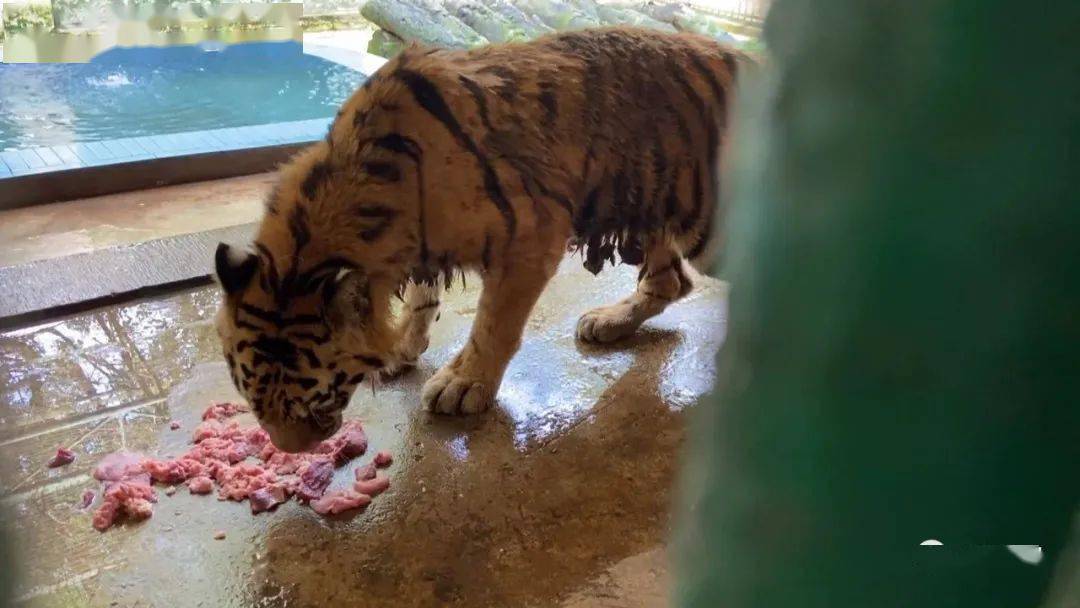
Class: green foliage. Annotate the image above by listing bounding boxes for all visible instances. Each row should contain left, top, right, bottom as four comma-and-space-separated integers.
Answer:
3, 3, 54, 32
299, 14, 374, 33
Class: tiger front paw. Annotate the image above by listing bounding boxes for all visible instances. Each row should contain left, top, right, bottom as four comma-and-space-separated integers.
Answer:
420, 366, 493, 415
576, 304, 643, 344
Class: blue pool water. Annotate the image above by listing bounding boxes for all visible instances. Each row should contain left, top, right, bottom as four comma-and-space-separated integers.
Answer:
0, 41, 365, 150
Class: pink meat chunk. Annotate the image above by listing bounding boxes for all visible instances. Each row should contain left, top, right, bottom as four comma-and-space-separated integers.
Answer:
245, 427, 271, 451
93, 452, 146, 482
313, 420, 368, 464
89, 405, 388, 530
201, 402, 247, 421
353, 475, 390, 498
78, 489, 95, 510
216, 462, 277, 501
310, 489, 372, 515
169, 420, 181, 430
354, 463, 376, 481
144, 457, 204, 485
47, 447, 76, 468
249, 485, 287, 514
92, 480, 156, 531
187, 476, 213, 494
373, 450, 393, 468
190, 436, 251, 464
296, 457, 334, 501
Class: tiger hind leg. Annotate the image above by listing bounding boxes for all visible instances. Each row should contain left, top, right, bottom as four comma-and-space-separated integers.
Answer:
576, 242, 693, 344
380, 281, 442, 380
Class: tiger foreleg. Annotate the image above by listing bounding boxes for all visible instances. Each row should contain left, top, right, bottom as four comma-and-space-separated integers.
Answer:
576, 244, 693, 344
421, 242, 562, 415
380, 281, 442, 380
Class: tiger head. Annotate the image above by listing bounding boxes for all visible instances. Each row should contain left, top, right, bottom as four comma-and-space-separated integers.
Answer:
213, 143, 415, 452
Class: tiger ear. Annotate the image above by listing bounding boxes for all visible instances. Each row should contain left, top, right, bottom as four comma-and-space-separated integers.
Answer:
214, 243, 258, 296
325, 269, 371, 329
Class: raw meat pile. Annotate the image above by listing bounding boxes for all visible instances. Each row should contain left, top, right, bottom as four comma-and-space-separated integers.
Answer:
88, 402, 391, 531
47, 447, 76, 468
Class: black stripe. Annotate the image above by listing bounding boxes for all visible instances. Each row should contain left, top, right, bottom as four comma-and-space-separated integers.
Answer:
481, 233, 493, 270
459, 75, 494, 131
353, 354, 385, 369
238, 303, 323, 329
288, 331, 331, 345
686, 52, 727, 129
238, 303, 278, 325
578, 51, 606, 184
412, 300, 440, 312
670, 64, 718, 235
251, 335, 300, 371
254, 243, 281, 296
395, 69, 517, 236
495, 76, 517, 103
681, 163, 705, 233
538, 82, 558, 124
284, 205, 312, 306
458, 81, 571, 218
684, 223, 711, 261
360, 221, 393, 242
372, 134, 421, 161
281, 375, 318, 390
664, 170, 681, 219
671, 69, 717, 166
372, 133, 429, 266
361, 161, 401, 183
288, 204, 311, 250
331, 371, 348, 389
478, 65, 514, 79
611, 169, 629, 219
500, 156, 574, 216
298, 346, 321, 369
301, 161, 333, 201
649, 126, 668, 219
575, 187, 602, 235
265, 185, 280, 216
685, 189, 716, 262
722, 52, 738, 81
235, 319, 261, 332
354, 205, 397, 241
295, 257, 357, 290
686, 52, 726, 104
356, 205, 397, 219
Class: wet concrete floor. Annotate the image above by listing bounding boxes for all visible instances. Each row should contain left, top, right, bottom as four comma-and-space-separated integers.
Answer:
0, 258, 726, 607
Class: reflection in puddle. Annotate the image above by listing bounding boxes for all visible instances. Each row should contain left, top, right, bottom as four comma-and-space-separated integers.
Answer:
446, 435, 469, 461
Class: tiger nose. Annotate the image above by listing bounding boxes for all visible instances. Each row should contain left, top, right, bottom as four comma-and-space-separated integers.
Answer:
264, 424, 325, 453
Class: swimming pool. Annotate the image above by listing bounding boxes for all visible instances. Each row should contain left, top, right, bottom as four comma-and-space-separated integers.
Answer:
0, 41, 366, 151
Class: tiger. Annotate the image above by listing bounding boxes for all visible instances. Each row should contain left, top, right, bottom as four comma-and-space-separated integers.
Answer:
214, 26, 748, 452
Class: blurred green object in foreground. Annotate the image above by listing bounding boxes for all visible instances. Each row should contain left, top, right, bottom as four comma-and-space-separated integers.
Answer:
674, 0, 1080, 606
